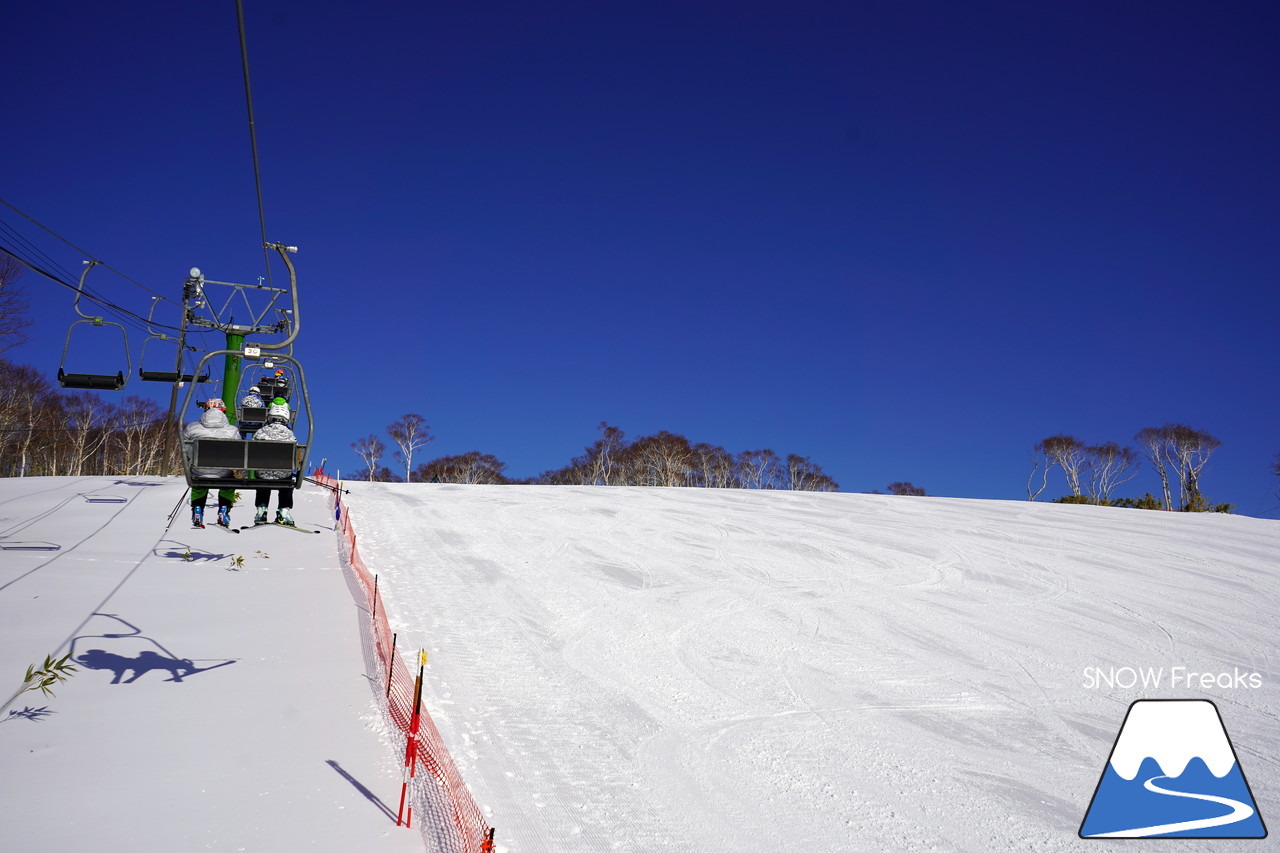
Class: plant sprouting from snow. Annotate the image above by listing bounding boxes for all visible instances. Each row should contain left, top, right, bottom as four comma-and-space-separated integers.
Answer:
23, 653, 77, 698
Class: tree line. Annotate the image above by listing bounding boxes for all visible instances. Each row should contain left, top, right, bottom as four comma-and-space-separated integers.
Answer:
1027, 424, 1233, 512
0, 359, 174, 477
350, 419, 841, 491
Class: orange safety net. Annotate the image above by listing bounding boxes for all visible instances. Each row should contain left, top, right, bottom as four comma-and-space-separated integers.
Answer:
312, 473, 494, 852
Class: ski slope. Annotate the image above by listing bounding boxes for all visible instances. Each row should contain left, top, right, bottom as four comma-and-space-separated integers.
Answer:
0, 476, 421, 853
347, 483, 1279, 852
1, 476, 1277, 851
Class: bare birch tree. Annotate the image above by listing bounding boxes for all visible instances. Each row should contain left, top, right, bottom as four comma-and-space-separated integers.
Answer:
1135, 426, 1175, 511
387, 414, 434, 483
784, 454, 840, 491
1036, 435, 1087, 497
415, 451, 509, 484
585, 422, 627, 486
1083, 442, 1140, 505
351, 434, 386, 481
1026, 444, 1058, 501
737, 449, 779, 490
1166, 424, 1221, 511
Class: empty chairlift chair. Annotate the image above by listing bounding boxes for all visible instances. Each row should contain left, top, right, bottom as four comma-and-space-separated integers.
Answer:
58, 261, 131, 391
138, 300, 209, 384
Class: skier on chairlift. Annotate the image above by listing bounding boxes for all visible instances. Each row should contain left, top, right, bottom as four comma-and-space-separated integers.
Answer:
252, 397, 298, 526
183, 398, 239, 528
240, 385, 264, 409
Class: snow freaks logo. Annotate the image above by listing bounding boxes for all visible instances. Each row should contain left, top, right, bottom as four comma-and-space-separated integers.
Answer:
1079, 700, 1267, 839
1082, 666, 1263, 691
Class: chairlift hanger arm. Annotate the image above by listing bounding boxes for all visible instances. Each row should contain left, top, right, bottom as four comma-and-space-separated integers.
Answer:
260, 243, 299, 351
71, 260, 104, 320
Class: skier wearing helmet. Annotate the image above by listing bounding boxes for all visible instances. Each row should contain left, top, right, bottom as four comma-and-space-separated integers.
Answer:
237, 385, 266, 436
251, 397, 299, 526
182, 398, 240, 528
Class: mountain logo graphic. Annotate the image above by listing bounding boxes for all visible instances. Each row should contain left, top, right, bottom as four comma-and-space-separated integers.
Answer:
1080, 699, 1267, 838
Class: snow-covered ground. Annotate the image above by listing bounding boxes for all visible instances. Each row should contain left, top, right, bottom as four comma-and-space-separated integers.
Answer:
0, 476, 421, 853
347, 483, 1279, 852
2, 477, 1277, 851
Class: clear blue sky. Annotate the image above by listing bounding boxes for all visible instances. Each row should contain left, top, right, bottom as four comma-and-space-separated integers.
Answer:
4, 1, 1278, 514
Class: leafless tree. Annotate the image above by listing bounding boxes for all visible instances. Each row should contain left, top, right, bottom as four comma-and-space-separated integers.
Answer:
111, 396, 166, 474
1135, 426, 1175, 511
1036, 435, 1087, 497
0, 361, 54, 476
737, 449, 779, 489
415, 451, 509, 484
623, 432, 693, 487
784, 454, 839, 491
386, 413, 434, 483
1083, 442, 1140, 505
0, 254, 31, 354
351, 434, 386, 481
64, 393, 113, 476
1026, 444, 1057, 501
585, 422, 627, 485
887, 481, 926, 496
1166, 424, 1221, 511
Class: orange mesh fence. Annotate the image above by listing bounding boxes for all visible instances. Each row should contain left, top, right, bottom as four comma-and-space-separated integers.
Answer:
312, 473, 494, 852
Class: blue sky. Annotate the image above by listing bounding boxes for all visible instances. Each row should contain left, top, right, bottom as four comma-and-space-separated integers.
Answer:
4, 1, 1278, 514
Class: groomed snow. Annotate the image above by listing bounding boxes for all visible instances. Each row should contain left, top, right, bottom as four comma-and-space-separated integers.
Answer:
2, 477, 1277, 852
0, 476, 421, 853
346, 483, 1278, 852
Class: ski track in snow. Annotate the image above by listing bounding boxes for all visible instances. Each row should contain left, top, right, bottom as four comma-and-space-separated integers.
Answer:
344, 484, 1280, 853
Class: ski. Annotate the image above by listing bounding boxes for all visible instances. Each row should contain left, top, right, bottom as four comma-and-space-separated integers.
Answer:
195, 523, 240, 533
238, 522, 321, 535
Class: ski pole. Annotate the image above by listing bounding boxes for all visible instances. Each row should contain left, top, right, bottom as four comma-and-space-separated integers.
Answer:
164, 486, 190, 532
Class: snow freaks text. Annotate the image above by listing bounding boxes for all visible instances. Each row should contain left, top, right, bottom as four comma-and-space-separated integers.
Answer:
1082, 666, 1263, 690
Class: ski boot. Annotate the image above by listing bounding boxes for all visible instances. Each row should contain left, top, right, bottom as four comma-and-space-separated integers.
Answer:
191, 505, 205, 528
276, 509, 295, 527
254, 506, 269, 525
216, 506, 232, 528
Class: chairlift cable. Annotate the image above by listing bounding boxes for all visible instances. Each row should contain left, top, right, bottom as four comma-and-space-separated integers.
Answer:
0, 245, 185, 336
0, 217, 80, 285
235, 0, 273, 290
0, 198, 171, 301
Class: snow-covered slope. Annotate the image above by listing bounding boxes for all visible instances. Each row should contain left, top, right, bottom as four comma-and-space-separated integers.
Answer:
345, 484, 1279, 852
0, 476, 420, 853
2, 477, 1276, 852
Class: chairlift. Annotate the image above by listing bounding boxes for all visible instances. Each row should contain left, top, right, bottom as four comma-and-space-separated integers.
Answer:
178, 350, 313, 491
235, 360, 299, 432
177, 243, 311, 491
58, 261, 131, 391
138, 298, 209, 384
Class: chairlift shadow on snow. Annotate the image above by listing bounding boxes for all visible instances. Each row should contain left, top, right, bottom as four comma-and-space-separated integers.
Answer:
70, 613, 237, 685
0, 540, 61, 551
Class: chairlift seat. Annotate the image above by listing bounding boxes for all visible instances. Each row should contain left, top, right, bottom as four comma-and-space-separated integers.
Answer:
59, 369, 126, 391
186, 438, 306, 490
256, 378, 290, 400
237, 405, 268, 424
139, 369, 210, 383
